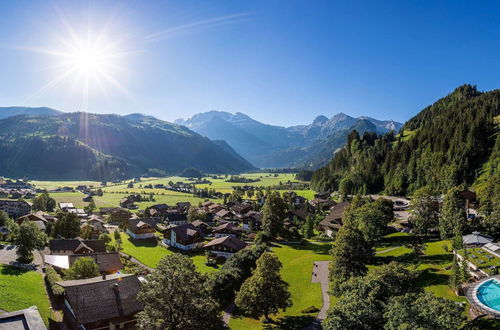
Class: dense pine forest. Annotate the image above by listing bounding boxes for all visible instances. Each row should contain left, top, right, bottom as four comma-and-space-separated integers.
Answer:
311, 85, 500, 201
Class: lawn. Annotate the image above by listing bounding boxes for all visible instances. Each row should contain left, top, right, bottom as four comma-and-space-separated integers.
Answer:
0, 265, 51, 325
229, 242, 332, 329
112, 234, 217, 274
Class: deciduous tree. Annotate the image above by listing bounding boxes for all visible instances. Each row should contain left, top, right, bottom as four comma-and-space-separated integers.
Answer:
14, 221, 47, 263
235, 252, 292, 322
137, 254, 224, 330
64, 257, 100, 280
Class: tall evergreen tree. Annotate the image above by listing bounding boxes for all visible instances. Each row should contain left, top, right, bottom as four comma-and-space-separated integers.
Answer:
439, 187, 467, 239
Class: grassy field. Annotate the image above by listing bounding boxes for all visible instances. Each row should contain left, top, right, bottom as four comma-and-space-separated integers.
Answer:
0, 265, 51, 325
43, 172, 315, 212
229, 242, 332, 329
112, 234, 217, 274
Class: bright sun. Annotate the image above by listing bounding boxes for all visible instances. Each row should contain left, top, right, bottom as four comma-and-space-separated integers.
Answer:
72, 48, 103, 74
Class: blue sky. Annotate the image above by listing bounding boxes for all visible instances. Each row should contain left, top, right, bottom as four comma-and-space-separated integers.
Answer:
0, 0, 498, 126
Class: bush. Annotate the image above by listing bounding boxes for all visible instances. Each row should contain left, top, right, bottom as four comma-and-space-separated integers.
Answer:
45, 266, 65, 296
301, 306, 320, 313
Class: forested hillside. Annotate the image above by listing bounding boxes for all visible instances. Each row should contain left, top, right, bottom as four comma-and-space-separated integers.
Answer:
0, 112, 255, 180
311, 85, 500, 197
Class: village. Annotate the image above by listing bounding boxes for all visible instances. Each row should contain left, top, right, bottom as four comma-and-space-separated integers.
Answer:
0, 173, 499, 329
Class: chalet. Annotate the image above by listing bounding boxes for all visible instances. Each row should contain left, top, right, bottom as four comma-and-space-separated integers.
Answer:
0, 200, 32, 218
162, 223, 204, 250
309, 198, 334, 209
99, 207, 120, 216
176, 201, 191, 213
165, 210, 188, 225
191, 220, 211, 234
0, 306, 47, 330
59, 202, 75, 211
207, 203, 224, 213
67, 208, 87, 218
318, 202, 350, 238
231, 203, 252, 216
212, 222, 241, 238
15, 212, 53, 231
292, 195, 307, 205
57, 274, 143, 330
204, 236, 247, 259
49, 239, 106, 255
45, 252, 123, 274
215, 209, 235, 221
126, 218, 156, 239
148, 204, 169, 217
287, 208, 310, 223
120, 196, 137, 209
241, 211, 262, 232
108, 208, 133, 224
85, 215, 108, 233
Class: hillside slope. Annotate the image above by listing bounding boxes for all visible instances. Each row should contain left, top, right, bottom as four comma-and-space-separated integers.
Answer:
0, 112, 255, 180
311, 85, 500, 196
0, 106, 62, 119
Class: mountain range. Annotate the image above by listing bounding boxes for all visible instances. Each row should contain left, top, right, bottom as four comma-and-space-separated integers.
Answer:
175, 111, 402, 168
0, 110, 255, 180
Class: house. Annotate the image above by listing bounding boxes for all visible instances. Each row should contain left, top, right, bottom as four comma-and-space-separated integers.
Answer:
165, 210, 188, 225
292, 195, 307, 206
57, 274, 143, 330
108, 208, 133, 224
83, 195, 93, 202
126, 218, 156, 239
15, 212, 51, 231
204, 236, 247, 259
287, 208, 310, 223
85, 215, 108, 233
0, 200, 32, 218
191, 220, 211, 234
99, 207, 120, 216
212, 222, 241, 238
314, 191, 331, 199
241, 211, 262, 232
176, 202, 191, 213
44, 252, 123, 274
148, 204, 169, 217
0, 306, 47, 330
58, 202, 75, 211
120, 197, 137, 209
207, 203, 224, 213
462, 232, 493, 247
215, 209, 235, 221
162, 223, 204, 250
49, 239, 107, 255
231, 203, 252, 216
318, 202, 350, 238
67, 208, 87, 218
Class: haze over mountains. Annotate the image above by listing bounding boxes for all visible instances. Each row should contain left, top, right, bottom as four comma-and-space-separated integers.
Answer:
176, 111, 402, 168
0, 110, 255, 180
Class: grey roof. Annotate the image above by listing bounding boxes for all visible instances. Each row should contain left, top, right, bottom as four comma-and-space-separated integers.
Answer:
57, 274, 143, 324
463, 232, 493, 245
0, 306, 47, 330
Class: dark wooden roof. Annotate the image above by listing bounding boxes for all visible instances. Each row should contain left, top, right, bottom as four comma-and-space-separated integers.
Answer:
204, 236, 247, 251
319, 202, 350, 229
169, 223, 203, 242
49, 239, 106, 254
57, 274, 143, 324
212, 222, 241, 234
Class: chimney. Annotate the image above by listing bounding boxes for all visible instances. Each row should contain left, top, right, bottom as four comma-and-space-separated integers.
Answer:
113, 283, 119, 292
102, 273, 106, 280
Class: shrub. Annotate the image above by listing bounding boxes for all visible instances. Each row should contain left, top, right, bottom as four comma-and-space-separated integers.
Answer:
45, 266, 64, 296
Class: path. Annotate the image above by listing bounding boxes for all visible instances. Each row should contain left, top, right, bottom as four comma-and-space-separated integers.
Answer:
222, 303, 235, 325
375, 246, 403, 254
303, 261, 331, 330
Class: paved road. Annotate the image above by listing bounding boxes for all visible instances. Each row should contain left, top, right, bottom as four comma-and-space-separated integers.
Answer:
303, 261, 331, 330
223, 303, 235, 325
0, 245, 17, 264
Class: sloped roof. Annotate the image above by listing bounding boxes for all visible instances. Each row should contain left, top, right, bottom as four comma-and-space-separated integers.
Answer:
463, 232, 493, 245
212, 222, 240, 233
57, 274, 142, 324
170, 223, 203, 242
49, 239, 106, 254
68, 252, 123, 273
204, 236, 247, 251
